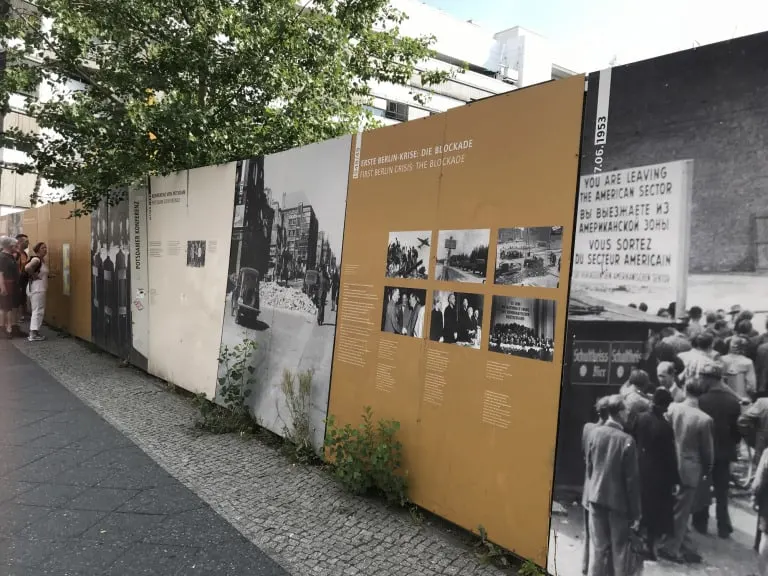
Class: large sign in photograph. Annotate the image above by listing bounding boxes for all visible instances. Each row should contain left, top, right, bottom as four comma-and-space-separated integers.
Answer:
218, 136, 351, 451
328, 75, 585, 566
550, 32, 768, 576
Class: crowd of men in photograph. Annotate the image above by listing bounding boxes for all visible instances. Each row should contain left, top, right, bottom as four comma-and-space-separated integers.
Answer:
581, 303, 768, 575
382, 287, 425, 338
429, 292, 481, 346
386, 239, 427, 279
488, 322, 554, 361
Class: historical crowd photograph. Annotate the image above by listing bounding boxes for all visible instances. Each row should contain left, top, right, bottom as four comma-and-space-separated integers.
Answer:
386, 230, 431, 280
549, 33, 768, 576
429, 290, 483, 349
380, 286, 427, 338
435, 229, 489, 284
219, 137, 351, 453
494, 226, 562, 288
488, 296, 555, 362
186, 240, 206, 268
90, 196, 133, 361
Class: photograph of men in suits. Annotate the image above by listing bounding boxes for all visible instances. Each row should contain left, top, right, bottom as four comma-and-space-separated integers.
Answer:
382, 287, 401, 335
429, 291, 483, 350
660, 378, 714, 563
443, 293, 458, 344
583, 394, 641, 576
430, 295, 444, 343
380, 287, 426, 339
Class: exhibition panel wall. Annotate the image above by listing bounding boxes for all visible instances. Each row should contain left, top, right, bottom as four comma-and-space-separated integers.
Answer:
217, 137, 352, 452
327, 75, 586, 565
89, 185, 150, 368
548, 32, 768, 575
147, 166, 236, 397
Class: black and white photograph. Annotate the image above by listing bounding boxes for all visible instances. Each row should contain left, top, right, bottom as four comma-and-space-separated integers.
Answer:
488, 296, 555, 362
385, 230, 431, 280
435, 229, 489, 284
429, 290, 483, 349
549, 32, 768, 576
90, 193, 133, 362
186, 240, 206, 268
494, 226, 562, 288
219, 136, 351, 453
380, 286, 427, 338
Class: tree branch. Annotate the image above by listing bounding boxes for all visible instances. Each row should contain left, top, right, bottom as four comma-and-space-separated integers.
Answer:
7, 3, 127, 110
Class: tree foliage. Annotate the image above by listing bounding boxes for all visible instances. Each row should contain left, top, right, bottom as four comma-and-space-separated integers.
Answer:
0, 0, 448, 212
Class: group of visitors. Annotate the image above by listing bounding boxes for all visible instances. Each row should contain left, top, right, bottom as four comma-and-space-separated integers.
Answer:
0, 233, 51, 342
581, 303, 768, 575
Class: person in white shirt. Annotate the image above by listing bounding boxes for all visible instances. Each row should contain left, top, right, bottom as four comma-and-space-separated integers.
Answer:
25, 242, 51, 342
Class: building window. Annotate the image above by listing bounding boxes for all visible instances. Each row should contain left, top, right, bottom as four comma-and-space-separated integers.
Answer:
385, 100, 409, 122
363, 105, 386, 119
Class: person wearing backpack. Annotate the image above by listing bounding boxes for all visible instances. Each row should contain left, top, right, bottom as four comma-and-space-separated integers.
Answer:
25, 242, 51, 342
15, 233, 30, 328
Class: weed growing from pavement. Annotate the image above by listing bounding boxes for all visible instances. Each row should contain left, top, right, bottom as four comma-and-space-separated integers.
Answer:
193, 339, 258, 435
280, 368, 318, 464
474, 525, 512, 567
518, 560, 546, 576
324, 406, 408, 506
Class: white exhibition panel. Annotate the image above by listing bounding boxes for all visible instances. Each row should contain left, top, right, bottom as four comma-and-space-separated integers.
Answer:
147, 164, 236, 397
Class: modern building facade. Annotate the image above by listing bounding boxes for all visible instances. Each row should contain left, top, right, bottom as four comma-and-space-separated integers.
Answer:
366, 0, 577, 126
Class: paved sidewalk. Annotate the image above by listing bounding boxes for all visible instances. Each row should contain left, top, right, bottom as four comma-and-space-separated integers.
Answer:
12, 329, 507, 576
0, 338, 287, 576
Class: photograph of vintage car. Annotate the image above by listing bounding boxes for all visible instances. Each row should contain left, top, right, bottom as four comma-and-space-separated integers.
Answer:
231, 267, 261, 326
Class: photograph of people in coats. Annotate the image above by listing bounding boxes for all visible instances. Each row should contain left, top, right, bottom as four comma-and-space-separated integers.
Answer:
380, 286, 426, 339
428, 290, 483, 349
582, 393, 642, 576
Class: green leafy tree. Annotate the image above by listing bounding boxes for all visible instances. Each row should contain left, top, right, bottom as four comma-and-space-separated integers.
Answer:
0, 0, 449, 213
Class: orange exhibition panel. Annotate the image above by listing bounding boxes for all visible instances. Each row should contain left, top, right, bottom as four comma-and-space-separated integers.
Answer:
326, 75, 585, 565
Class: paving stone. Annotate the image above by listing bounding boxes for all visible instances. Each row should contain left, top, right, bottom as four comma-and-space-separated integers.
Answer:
116, 485, 202, 515
68, 487, 141, 512
14, 482, 85, 508
0, 503, 54, 537
101, 543, 201, 576
36, 540, 129, 575
20, 509, 107, 539
0, 537, 70, 568
0, 480, 37, 506
48, 463, 118, 487
81, 511, 167, 543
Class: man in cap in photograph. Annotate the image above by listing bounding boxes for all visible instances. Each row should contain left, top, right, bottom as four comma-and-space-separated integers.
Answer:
583, 394, 641, 576
660, 377, 714, 564
581, 396, 611, 575
694, 362, 742, 538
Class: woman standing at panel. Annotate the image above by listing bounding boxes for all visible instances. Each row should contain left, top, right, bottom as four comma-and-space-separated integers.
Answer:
25, 242, 51, 342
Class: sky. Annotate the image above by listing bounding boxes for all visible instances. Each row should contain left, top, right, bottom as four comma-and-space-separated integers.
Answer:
264, 137, 349, 259
421, 0, 768, 72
